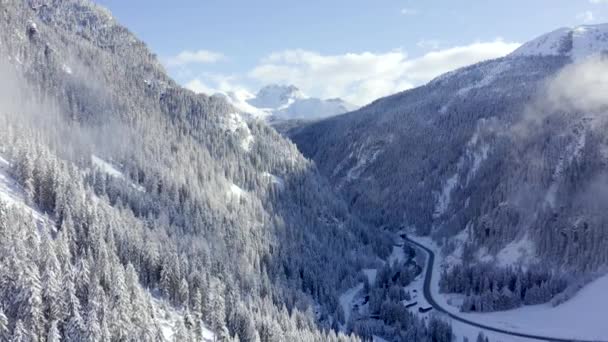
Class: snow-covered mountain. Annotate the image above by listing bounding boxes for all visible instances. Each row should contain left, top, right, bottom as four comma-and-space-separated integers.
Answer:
290, 23, 608, 305
0, 1, 398, 341
247, 84, 305, 109
511, 24, 608, 61
218, 84, 358, 122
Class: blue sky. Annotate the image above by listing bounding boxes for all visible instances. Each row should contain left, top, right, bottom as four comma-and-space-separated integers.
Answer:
95, 0, 608, 105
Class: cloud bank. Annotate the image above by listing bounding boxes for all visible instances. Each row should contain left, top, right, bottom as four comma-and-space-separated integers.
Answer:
247, 39, 520, 105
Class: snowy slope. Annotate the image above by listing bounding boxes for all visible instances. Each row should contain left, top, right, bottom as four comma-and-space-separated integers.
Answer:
92, 155, 145, 192
0, 154, 49, 225
219, 84, 358, 122
247, 84, 305, 109
511, 24, 608, 61
151, 296, 215, 342
408, 234, 608, 342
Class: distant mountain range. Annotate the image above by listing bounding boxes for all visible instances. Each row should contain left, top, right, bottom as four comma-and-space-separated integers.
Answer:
215, 84, 358, 122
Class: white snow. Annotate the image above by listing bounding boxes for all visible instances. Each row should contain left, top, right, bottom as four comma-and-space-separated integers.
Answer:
62, 64, 73, 75
464, 127, 491, 185
511, 23, 608, 61
362, 269, 377, 285
0, 154, 49, 225
219, 84, 357, 122
91, 155, 144, 192
262, 172, 285, 190
545, 129, 586, 208
433, 173, 458, 218
248, 84, 306, 110
338, 283, 364, 329
387, 244, 405, 265
152, 296, 215, 342
407, 233, 608, 341
223, 113, 254, 152
340, 136, 390, 182
496, 235, 537, 268
457, 60, 512, 96
226, 182, 246, 200
92, 155, 124, 179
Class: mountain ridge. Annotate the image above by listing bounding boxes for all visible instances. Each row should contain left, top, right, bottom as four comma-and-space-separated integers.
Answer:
217, 83, 358, 122
289, 23, 608, 278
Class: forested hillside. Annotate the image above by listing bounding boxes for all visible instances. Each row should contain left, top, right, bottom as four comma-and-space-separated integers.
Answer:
0, 0, 433, 340
291, 25, 608, 312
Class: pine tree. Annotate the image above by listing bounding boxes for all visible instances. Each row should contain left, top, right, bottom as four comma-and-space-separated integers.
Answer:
179, 278, 190, 309
173, 317, 188, 342
0, 307, 8, 342
11, 320, 27, 342
47, 320, 61, 342
65, 275, 84, 342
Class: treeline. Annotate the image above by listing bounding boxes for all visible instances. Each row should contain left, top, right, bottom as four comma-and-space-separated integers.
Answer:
440, 263, 568, 312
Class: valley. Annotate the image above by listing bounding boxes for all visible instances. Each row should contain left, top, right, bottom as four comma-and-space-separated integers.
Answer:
1, 1, 608, 341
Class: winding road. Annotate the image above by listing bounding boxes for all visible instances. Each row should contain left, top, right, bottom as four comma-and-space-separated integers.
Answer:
404, 236, 603, 342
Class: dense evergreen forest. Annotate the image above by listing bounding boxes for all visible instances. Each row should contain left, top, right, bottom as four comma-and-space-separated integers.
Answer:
0, 0, 455, 341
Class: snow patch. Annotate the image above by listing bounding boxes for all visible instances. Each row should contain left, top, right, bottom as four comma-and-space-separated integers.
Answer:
152, 297, 214, 342
457, 60, 512, 96
338, 283, 364, 329
0, 154, 49, 225
91, 155, 144, 192
262, 172, 285, 190
227, 182, 246, 200
434, 173, 458, 218
511, 23, 608, 62
223, 113, 254, 152
545, 128, 586, 208
92, 155, 124, 179
496, 235, 537, 267
62, 63, 73, 75
362, 269, 377, 285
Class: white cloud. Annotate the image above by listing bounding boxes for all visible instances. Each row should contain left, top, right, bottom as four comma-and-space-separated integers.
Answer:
166, 50, 224, 67
400, 8, 418, 15
248, 39, 520, 105
589, 0, 608, 4
576, 10, 595, 23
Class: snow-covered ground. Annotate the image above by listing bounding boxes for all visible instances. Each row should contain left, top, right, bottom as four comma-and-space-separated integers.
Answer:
407, 233, 608, 341
0, 154, 49, 225
338, 283, 364, 329
92, 155, 145, 192
151, 296, 215, 342
511, 23, 608, 61
262, 172, 285, 190
226, 182, 246, 201
434, 173, 458, 218
223, 113, 254, 152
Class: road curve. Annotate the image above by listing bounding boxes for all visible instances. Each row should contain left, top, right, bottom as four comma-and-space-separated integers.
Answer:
404, 236, 603, 342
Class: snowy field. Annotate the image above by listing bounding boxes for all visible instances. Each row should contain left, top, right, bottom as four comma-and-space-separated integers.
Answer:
408, 234, 608, 341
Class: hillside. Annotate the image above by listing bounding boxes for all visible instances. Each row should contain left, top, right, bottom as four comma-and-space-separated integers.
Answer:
290, 24, 608, 311
0, 0, 405, 341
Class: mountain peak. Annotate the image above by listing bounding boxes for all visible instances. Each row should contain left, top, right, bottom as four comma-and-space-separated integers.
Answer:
248, 84, 306, 109
511, 23, 608, 61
